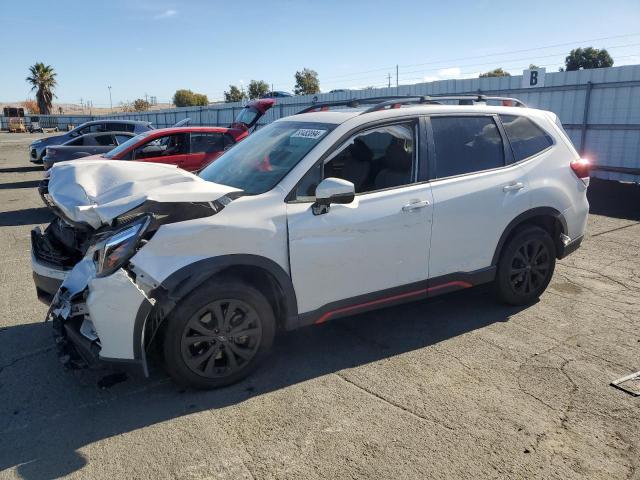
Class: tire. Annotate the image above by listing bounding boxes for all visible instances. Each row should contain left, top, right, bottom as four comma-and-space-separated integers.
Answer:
163, 279, 276, 389
495, 226, 556, 306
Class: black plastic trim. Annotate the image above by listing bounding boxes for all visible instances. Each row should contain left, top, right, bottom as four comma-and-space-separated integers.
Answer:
557, 235, 583, 259
32, 271, 62, 304
298, 266, 496, 328
491, 207, 568, 265
131, 255, 299, 361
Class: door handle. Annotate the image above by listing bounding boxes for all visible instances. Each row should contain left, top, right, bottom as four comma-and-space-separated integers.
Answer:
402, 200, 430, 212
503, 182, 524, 192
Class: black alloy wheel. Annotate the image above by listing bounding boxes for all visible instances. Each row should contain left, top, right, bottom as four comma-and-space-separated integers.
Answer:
496, 226, 556, 305
181, 299, 262, 378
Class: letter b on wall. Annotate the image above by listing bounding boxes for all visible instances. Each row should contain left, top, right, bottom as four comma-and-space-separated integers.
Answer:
522, 68, 546, 88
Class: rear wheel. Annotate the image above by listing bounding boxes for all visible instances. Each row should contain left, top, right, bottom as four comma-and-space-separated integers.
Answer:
163, 279, 275, 389
496, 226, 556, 305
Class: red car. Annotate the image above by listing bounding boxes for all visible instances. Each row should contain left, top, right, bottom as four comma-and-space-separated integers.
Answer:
77, 99, 275, 172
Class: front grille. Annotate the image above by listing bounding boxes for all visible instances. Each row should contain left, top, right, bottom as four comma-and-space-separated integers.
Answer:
31, 228, 73, 267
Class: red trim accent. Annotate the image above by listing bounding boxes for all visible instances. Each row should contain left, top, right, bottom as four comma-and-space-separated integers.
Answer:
313, 280, 472, 325
427, 280, 472, 293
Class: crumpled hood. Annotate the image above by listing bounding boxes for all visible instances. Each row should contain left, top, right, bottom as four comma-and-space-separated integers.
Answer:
47, 160, 241, 228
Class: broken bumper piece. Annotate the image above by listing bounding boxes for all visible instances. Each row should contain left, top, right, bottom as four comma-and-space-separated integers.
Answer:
46, 258, 153, 374
49, 296, 100, 369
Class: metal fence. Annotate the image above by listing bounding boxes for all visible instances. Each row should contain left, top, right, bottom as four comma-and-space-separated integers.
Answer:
3, 65, 639, 182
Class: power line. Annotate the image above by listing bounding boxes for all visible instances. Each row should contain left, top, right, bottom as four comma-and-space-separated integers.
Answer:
397, 42, 640, 78
319, 43, 640, 89
315, 32, 640, 85
397, 54, 640, 84
398, 32, 640, 69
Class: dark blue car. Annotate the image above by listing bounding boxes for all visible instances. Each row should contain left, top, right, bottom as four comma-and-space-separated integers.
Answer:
29, 119, 152, 163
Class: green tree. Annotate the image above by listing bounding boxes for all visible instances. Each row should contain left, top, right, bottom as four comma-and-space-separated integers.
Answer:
479, 68, 511, 78
248, 80, 270, 99
133, 98, 150, 111
25, 63, 57, 114
565, 47, 613, 71
173, 89, 209, 107
192, 93, 209, 105
294, 68, 320, 95
224, 85, 246, 103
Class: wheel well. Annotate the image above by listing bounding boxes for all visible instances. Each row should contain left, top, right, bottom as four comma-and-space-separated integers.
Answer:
214, 265, 288, 331
142, 264, 290, 366
494, 213, 565, 265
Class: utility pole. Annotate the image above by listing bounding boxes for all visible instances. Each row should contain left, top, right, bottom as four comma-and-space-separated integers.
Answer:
80, 98, 84, 113
108, 86, 113, 112
145, 92, 149, 104
396, 65, 399, 92
387, 73, 391, 88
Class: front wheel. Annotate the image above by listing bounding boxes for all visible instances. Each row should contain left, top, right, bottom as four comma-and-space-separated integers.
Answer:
495, 226, 556, 305
163, 279, 276, 389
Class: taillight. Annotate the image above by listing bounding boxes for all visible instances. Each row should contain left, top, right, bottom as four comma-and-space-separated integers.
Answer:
570, 158, 590, 186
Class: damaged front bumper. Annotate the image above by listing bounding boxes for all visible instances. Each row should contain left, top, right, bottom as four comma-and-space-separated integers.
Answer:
47, 257, 154, 375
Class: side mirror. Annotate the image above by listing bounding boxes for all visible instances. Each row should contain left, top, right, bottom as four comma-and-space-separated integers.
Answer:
312, 177, 355, 215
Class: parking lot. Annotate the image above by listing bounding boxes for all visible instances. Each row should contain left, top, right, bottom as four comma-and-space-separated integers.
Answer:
0, 132, 638, 479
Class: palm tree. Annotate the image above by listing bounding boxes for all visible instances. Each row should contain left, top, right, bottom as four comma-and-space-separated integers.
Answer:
26, 63, 57, 115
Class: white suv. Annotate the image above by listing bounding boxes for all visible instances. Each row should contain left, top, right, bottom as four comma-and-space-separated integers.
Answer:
32, 96, 589, 389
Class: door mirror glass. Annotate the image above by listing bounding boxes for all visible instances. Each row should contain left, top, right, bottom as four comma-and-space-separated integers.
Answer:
313, 177, 355, 215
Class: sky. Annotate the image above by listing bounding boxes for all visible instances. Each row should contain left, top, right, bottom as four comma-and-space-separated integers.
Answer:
1, 0, 639, 106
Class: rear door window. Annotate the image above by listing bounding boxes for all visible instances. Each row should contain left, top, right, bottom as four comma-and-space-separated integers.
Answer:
431, 116, 504, 178
190, 132, 225, 153
115, 134, 132, 145
500, 115, 553, 162
94, 134, 115, 146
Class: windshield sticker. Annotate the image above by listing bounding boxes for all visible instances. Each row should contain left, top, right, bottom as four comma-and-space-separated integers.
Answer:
291, 129, 327, 140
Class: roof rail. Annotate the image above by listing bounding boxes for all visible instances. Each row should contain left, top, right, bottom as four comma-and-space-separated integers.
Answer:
361, 95, 527, 113
296, 96, 418, 114
296, 95, 527, 116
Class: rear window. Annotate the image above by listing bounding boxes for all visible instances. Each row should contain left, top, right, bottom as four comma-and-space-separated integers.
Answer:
107, 122, 135, 133
500, 115, 553, 162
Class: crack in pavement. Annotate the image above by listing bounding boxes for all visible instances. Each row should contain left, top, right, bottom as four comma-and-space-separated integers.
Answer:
558, 358, 579, 431
0, 378, 172, 435
333, 372, 456, 432
0, 345, 55, 374
590, 222, 640, 238
558, 263, 639, 291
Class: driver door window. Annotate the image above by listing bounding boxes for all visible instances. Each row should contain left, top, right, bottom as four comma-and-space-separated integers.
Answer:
133, 133, 189, 160
294, 122, 416, 200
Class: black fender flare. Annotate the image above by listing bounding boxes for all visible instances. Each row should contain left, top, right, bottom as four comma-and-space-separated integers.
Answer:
132, 255, 299, 363
491, 207, 567, 266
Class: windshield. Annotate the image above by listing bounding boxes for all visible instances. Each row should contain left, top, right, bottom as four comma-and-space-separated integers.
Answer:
103, 132, 151, 159
198, 121, 334, 194
68, 121, 90, 137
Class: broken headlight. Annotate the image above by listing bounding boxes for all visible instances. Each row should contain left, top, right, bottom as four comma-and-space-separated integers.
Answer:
94, 216, 151, 277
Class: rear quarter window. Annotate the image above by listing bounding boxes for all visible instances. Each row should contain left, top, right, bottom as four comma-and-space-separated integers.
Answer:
500, 115, 553, 162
